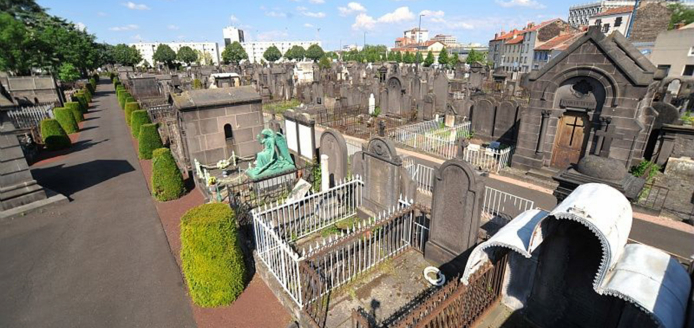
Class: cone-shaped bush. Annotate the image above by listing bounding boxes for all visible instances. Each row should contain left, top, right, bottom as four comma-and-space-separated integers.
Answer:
41, 119, 71, 150
82, 87, 92, 102
151, 148, 185, 201
65, 101, 84, 122
53, 107, 79, 134
73, 92, 87, 112
131, 110, 151, 138
181, 203, 246, 307
117, 89, 127, 108
124, 102, 140, 126
138, 123, 163, 159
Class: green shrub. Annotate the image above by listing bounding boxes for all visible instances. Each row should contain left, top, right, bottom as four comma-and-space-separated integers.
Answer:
629, 160, 661, 182
89, 78, 96, 90
40, 119, 71, 150
65, 101, 84, 122
181, 203, 246, 307
151, 148, 185, 201
138, 123, 163, 159
131, 110, 151, 138
117, 89, 127, 108
76, 93, 89, 112
83, 87, 92, 102
124, 102, 140, 126
125, 96, 135, 107
53, 107, 79, 134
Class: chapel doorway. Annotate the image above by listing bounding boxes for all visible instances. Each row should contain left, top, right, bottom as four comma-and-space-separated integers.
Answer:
550, 112, 590, 169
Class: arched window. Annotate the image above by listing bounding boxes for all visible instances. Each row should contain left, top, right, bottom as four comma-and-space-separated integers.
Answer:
224, 124, 234, 140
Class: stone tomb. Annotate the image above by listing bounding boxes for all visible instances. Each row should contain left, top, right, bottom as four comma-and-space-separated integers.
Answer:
493, 100, 520, 143
425, 158, 485, 271
319, 128, 348, 187
471, 99, 496, 140
173, 86, 264, 166
354, 137, 416, 216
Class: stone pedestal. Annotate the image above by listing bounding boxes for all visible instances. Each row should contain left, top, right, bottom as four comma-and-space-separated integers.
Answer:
1, 112, 67, 218
553, 155, 645, 202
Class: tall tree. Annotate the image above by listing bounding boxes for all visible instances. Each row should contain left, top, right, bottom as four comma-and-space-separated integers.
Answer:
318, 55, 331, 69
58, 63, 80, 82
403, 52, 414, 64
113, 44, 142, 67
438, 48, 449, 66
0, 13, 31, 74
176, 46, 198, 66
285, 45, 306, 61
221, 41, 248, 65
423, 50, 435, 67
449, 52, 459, 68
263, 45, 282, 62
394, 51, 403, 63
305, 44, 325, 62
414, 51, 423, 64
465, 49, 485, 64
153, 44, 176, 68
668, 3, 694, 29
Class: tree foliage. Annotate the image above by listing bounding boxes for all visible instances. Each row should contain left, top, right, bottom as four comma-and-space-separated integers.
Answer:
0, 2, 108, 76
153, 44, 177, 68
305, 44, 325, 62
221, 41, 248, 65
177, 46, 198, 65
284, 45, 306, 61
668, 3, 694, 29
263, 45, 282, 63
423, 50, 435, 67
403, 52, 415, 64
318, 56, 331, 69
438, 48, 449, 66
113, 44, 143, 67
465, 49, 485, 64
58, 63, 80, 82
449, 52, 460, 68
414, 51, 423, 64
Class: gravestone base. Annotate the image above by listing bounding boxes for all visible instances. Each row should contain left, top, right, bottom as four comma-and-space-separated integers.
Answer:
424, 241, 476, 276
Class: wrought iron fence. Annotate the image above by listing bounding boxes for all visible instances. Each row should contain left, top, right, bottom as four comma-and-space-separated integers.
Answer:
389, 118, 472, 160
403, 159, 437, 195
462, 145, 513, 173
346, 138, 362, 157
6, 104, 54, 130
351, 252, 509, 328
481, 186, 535, 225
254, 177, 363, 241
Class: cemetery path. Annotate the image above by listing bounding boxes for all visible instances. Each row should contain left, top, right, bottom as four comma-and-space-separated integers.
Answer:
0, 80, 196, 327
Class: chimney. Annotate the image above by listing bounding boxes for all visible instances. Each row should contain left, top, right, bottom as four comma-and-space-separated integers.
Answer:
495, 33, 499, 39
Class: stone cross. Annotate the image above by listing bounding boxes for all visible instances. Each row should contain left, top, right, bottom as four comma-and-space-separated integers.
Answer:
593, 117, 614, 157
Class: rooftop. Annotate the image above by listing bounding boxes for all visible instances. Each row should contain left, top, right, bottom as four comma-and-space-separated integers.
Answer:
172, 86, 261, 111
592, 6, 634, 18
535, 31, 586, 51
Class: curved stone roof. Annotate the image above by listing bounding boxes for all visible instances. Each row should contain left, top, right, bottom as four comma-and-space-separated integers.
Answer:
461, 183, 691, 328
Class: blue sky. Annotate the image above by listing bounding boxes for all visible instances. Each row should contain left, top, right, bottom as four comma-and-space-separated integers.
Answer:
38, 0, 580, 50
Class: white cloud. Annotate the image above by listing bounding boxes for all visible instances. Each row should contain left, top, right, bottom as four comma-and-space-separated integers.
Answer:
420, 10, 444, 17
97, 11, 107, 16
338, 2, 366, 16
352, 13, 376, 30
309, 0, 325, 3
495, 0, 546, 9
296, 6, 308, 11
302, 11, 326, 18
351, 6, 415, 30
376, 7, 414, 23
304, 23, 314, 28
109, 24, 139, 31
123, 2, 150, 10
230, 15, 239, 22
266, 11, 287, 18
75, 22, 86, 31
167, 24, 179, 30
448, 21, 475, 30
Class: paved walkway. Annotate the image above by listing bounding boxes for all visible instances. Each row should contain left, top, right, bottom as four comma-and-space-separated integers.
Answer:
0, 81, 196, 327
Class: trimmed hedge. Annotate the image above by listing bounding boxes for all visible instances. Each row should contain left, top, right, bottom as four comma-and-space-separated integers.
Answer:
65, 101, 84, 122
124, 102, 140, 126
53, 107, 79, 134
74, 93, 88, 112
41, 119, 71, 150
130, 110, 151, 138
181, 203, 246, 307
151, 148, 185, 201
138, 123, 163, 159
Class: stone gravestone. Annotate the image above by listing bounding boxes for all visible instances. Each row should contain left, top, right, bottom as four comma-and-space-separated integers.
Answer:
356, 137, 415, 216
493, 100, 519, 143
319, 129, 349, 186
472, 99, 496, 139
0, 111, 67, 218
425, 158, 485, 271
368, 93, 375, 115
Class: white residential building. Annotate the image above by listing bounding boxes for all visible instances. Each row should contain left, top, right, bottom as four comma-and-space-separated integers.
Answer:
432, 34, 458, 47
404, 28, 429, 44
242, 41, 322, 64
568, 1, 636, 27
588, 6, 634, 36
223, 26, 245, 46
130, 42, 221, 66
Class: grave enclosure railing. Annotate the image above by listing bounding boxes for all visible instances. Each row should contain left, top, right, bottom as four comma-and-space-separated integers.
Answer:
351, 252, 509, 328
389, 118, 472, 160
462, 145, 514, 173
6, 104, 54, 130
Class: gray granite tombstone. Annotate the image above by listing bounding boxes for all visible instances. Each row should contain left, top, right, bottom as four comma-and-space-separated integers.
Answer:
493, 100, 519, 143
472, 99, 495, 139
319, 129, 348, 186
425, 158, 484, 268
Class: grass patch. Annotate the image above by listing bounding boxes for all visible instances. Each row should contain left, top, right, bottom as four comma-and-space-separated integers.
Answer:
262, 99, 300, 114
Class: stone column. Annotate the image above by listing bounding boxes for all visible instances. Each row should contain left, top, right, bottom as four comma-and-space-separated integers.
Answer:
536, 109, 551, 154
320, 154, 329, 192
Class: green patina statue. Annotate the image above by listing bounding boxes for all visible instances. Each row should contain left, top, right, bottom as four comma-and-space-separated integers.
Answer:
246, 129, 296, 180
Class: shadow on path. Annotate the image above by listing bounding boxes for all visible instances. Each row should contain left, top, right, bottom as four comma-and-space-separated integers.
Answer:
32, 159, 135, 199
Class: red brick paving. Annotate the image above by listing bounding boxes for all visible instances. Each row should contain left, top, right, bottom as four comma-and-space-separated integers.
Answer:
129, 126, 293, 328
